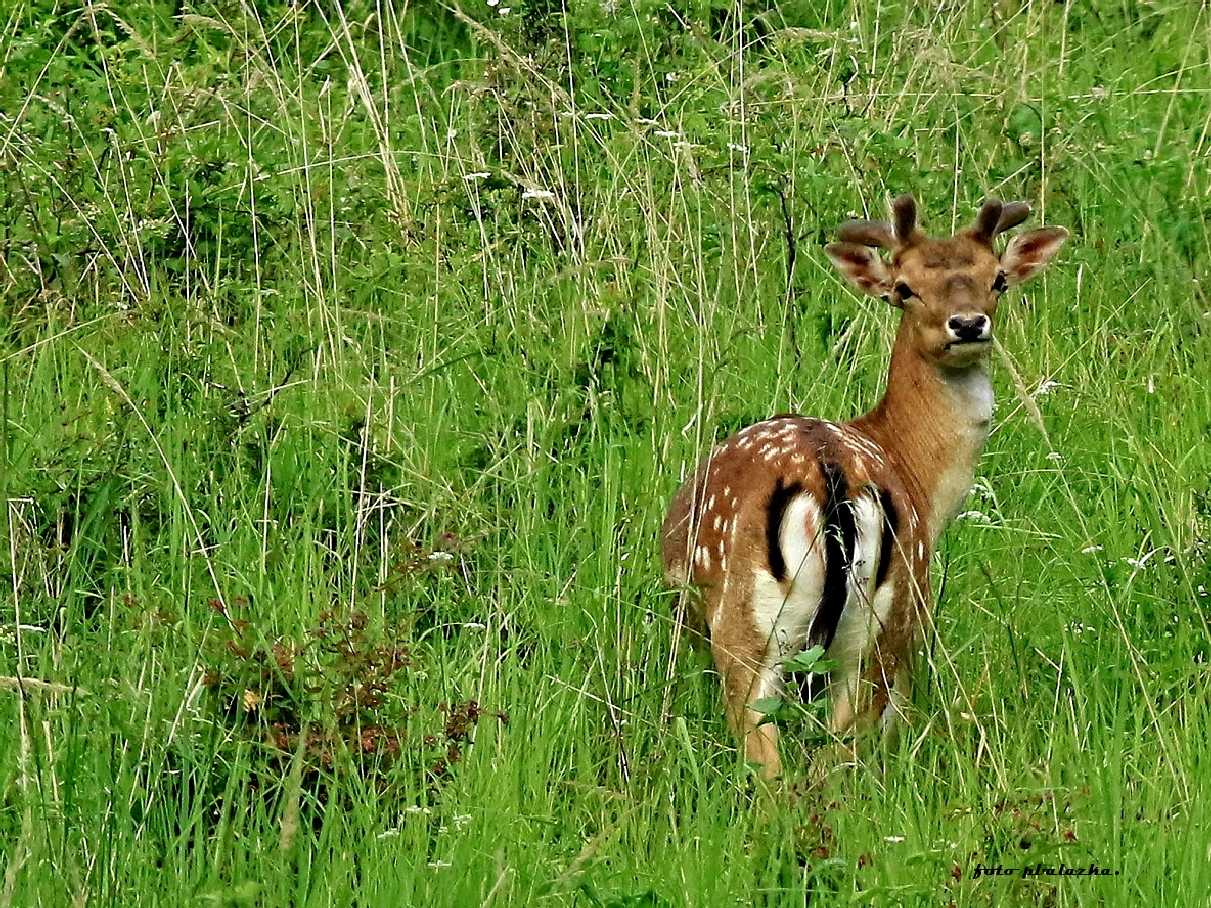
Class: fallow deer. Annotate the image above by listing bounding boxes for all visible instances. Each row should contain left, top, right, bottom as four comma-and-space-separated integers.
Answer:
661, 195, 1067, 780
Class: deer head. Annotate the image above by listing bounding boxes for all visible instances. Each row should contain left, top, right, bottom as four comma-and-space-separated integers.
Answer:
825, 195, 1068, 368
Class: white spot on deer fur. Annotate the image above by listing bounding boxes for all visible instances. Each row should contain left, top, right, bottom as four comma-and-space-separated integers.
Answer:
697, 546, 711, 570
917, 541, 925, 561
707, 494, 716, 510
842, 427, 884, 460
791, 454, 805, 465
718, 538, 726, 558
713, 514, 723, 530
723, 485, 731, 496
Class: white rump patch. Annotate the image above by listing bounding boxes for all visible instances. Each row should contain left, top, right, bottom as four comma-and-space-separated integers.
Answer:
829, 491, 890, 669
739, 486, 903, 722
749, 493, 826, 665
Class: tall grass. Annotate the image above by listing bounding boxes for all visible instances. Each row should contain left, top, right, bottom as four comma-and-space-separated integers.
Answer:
1, 0, 1208, 904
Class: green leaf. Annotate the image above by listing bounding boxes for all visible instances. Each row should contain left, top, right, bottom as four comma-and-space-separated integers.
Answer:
784, 645, 837, 675
750, 696, 788, 726
749, 696, 785, 716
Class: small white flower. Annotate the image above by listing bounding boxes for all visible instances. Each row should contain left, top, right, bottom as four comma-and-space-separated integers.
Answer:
1081, 544, 1103, 554
970, 477, 996, 501
427, 860, 452, 869
1147, 376, 1155, 394
884, 835, 905, 843
956, 510, 992, 524
499, 6, 511, 13
378, 828, 401, 839
487, 0, 498, 6
405, 805, 432, 815
452, 814, 472, 829
584, 112, 614, 121
1046, 451, 1063, 462
522, 188, 556, 201
1033, 379, 1060, 398
428, 551, 455, 564
445, 127, 457, 142
727, 142, 748, 155
1123, 550, 1158, 570
653, 129, 679, 138
463, 171, 491, 181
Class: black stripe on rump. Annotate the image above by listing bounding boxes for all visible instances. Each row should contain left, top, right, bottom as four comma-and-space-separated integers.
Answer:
808, 462, 857, 651
765, 477, 803, 582
874, 486, 900, 591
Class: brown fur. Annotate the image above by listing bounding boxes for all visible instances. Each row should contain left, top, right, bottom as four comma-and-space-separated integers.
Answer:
661, 196, 1067, 780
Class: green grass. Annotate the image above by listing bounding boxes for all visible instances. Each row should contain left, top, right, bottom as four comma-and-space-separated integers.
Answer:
1, 0, 1209, 904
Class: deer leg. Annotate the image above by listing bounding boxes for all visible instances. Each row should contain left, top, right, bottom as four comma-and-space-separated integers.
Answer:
711, 634, 782, 780
878, 665, 912, 748
803, 667, 862, 784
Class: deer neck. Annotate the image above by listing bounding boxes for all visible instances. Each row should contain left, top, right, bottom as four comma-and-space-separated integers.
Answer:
850, 328, 993, 544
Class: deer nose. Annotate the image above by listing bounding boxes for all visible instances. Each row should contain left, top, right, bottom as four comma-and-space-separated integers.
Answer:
947, 314, 990, 342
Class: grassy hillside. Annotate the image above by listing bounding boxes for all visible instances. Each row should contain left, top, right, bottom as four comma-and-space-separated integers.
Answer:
1, 0, 1208, 904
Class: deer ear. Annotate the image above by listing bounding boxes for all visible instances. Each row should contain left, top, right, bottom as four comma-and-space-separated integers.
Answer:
825, 242, 893, 299
1001, 227, 1068, 286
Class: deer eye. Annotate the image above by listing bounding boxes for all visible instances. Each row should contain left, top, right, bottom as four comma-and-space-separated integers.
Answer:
992, 272, 1007, 294
894, 281, 916, 300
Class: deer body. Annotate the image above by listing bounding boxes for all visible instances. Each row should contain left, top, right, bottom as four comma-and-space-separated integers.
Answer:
661, 196, 1067, 779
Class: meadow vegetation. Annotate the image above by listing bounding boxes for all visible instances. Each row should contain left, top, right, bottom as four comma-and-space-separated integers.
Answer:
1, 0, 1209, 904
